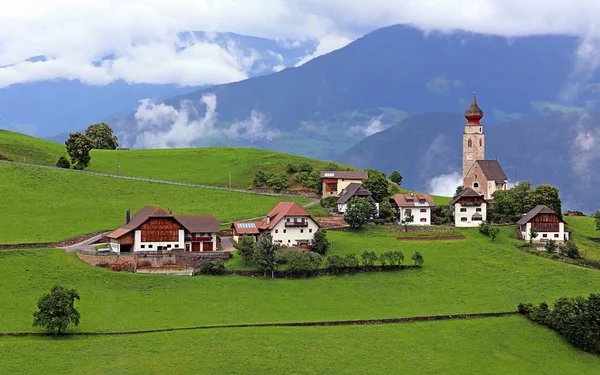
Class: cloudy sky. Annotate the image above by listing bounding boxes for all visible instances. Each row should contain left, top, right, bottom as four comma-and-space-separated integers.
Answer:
1, 0, 600, 89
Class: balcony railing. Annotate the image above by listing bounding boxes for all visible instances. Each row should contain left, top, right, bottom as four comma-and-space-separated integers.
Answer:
285, 221, 309, 227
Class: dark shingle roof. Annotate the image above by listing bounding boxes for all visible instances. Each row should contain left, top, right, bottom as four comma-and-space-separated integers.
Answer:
472, 160, 508, 183
175, 214, 220, 233
449, 187, 486, 205
517, 205, 562, 225
320, 171, 368, 180
337, 183, 372, 204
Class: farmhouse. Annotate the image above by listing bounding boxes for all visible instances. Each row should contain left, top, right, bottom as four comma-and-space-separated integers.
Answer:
450, 188, 488, 227
336, 183, 374, 214
233, 202, 320, 248
390, 193, 435, 225
106, 205, 220, 253
462, 93, 508, 200
518, 205, 570, 244
320, 170, 368, 198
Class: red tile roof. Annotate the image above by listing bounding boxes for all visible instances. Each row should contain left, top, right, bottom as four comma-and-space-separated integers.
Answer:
259, 202, 313, 230
231, 221, 261, 235
391, 193, 435, 207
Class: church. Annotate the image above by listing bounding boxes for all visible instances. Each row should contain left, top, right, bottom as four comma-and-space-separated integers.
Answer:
461, 93, 508, 200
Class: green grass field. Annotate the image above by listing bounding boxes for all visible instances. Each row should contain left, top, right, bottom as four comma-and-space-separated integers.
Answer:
565, 216, 600, 260
0, 163, 308, 244
0, 129, 64, 164
1, 316, 599, 374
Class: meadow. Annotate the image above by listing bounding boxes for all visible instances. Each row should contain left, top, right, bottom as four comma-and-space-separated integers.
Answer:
565, 216, 600, 260
0, 130, 64, 165
0, 163, 308, 244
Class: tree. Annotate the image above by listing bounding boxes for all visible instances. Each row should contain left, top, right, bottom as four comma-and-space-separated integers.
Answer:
402, 210, 414, 232
85, 123, 118, 149
562, 242, 580, 259
234, 235, 256, 264
253, 235, 278, 277
344, 198, 372, 229
529, 184, 563, 219
65, 132, 93, 170
298, 163, 313, 173
455, 185, 464, 196
360, 250, 378, 267
311, 228, 330, 255
389, 171, 403, 186
253, 170, 270, 186
529, 226, 539, 245
32, 285, 80, 333
284, 249, 322, 273
411, 251, 424, 266
488, 227, 500, 241
56, 155, 71, 169
432, 205, 453, 225
378, 201, 394, 221
545, 239, 557, 253
593, 211, 600, 231
362, 168, 390, 203
267, 172, 289, 192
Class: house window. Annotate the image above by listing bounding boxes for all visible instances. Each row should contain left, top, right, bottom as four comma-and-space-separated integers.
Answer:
275, 229, 278, 234
300, 229, 304, 233
148, 244, 153, 249
287, 239, 290, 243
476, 208, 482, 212
283, 229, 286, 234
309, 229, 312, 233
473, 182, 479, 188
542, 234, 548, 238
420, 209, 426, 213
167, 244, 171, 248
420, 218, 426, 222
141, 245, 145, 249
460, 208, 467, 212
554, 234, 559, 238
287, 218, 290, 222
461, 217, 468, 222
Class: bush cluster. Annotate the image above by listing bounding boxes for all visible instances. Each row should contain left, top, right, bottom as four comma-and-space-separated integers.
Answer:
197, 260, 226, 275
325, 250, 407, 271
478, 222, 500, 240
518, 293, 600, 354
560, 241, 580, 259
282, 249, 323, 273
253, 170, 289, 192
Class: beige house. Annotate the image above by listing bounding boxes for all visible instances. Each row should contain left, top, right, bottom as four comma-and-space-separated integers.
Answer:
232, 202, 320, 249
390, 193, 435, 225
450, 188, 488, 227
517, 205, 570, 244
320, 171, 368, 198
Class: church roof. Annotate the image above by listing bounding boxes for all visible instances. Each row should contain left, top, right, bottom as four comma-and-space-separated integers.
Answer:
465, 92, 484, 125
470, 160, 508, 183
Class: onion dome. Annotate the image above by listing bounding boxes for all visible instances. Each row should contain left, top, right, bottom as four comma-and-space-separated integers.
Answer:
465, 92, 484, 125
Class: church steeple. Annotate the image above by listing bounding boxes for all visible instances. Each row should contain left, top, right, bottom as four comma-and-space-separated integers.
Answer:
465, 92, 484, 125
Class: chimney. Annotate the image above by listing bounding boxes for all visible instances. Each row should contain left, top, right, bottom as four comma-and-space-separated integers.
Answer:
125, 208, 131, 225
168, 208, 173, 214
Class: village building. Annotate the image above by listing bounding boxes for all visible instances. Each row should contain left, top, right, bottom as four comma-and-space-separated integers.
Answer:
517, 205, 570, 244
106, 205, 220, 253
320, 171, 368, 198
232, 202, 320, 248
390, 193, 435, 225
336, 183, 375, 214
450, 188, 488, 227
462, 93, 508, 200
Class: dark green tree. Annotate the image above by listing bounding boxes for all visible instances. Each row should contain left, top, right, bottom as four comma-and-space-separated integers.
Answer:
389, 171, 403, 186
455, 185, 464, 196
562, 242, 580, 259
32, 285, 80, 333
85, 123, 118, 149
529, 226, 539, 245
363, 168, 390, 203
360, 250, 378, 267
298, 163, 313, 173
234, 235, 256, 264
378, 201, 394, 221
402, 210, 414, 232
56, 155, 71, 169
253, 170, 270, 186
254, 235, 278, 277
529, 184, 563, 219
593, 211, 600, 231
344, 198, 372, 229
545, 239, 557, 253
432, 205, 453, 225
311, 228, 330, 255
267, 172, 289, 192
65, 132, 93, 170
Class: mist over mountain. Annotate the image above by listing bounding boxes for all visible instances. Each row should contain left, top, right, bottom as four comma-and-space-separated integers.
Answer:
337, 111, 600, 212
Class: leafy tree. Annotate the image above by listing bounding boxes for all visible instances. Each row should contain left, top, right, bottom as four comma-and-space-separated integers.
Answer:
295, 171, 321, 191
65, 132, 93, 170
529, 226, 539, 245
389, 250, 405, 266
344, 198, 372, 229
363, 168, 390, 203
253, 170, 270, 187
432, 205, 453, 225
298, 163, 313, 173
389, 171, 403, 186
326, 254, 346, 270
84, 123, 118, 150
378, 201, 394, 221
360, 250, 378, 267
344, 253, 360, 268
253, 235, 279, 277
529, 184, 563, 219
32, 285, 80, 333
411, 251, 424, 267
267, 172, 289, 192
324, 162, 341, 171
545, 239, 557, 253
593, 211, 600, 231
402, 210, 414, 232
562, 242, 580, 259
56, 155, 71, 169
320, 196, 338, 209
311, 228, 330, 255
455, 185, 464, 196
234, 235, 256, 264
488, 227, 500, 241
286, 163, 299, 173
284, 249, 322, 273
492, 181, 533, 223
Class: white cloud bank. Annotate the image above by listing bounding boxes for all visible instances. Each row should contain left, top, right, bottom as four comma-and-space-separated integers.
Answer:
133, 93, 279, 148
426, 171, 463, 197
2, 0, 600, 88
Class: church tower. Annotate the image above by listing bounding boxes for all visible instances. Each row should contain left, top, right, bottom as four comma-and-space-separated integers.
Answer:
462, 93, 485, 178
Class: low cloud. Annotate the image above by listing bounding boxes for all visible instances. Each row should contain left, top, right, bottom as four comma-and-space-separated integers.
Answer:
570, 112, 600, 185
348, 115, 389, 137
426, 171, 462, 197
133, 93, 279, 149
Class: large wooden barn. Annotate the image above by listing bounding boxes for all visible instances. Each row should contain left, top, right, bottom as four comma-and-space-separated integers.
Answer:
517, 205, 570, 244
106, 205, 220, 253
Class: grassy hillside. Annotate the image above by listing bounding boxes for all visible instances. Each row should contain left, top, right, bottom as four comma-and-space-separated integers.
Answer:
0, 129, 64, 164
2, 317, 599, 374
88, 147, 350, 188
565, 216, 600, 260
0, 164, 308, 244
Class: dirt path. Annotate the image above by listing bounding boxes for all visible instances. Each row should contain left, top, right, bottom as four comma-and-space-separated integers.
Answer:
60, 233, 108, 253
221, 237, 235, 251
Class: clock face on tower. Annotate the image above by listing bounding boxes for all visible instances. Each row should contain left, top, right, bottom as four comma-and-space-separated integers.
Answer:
466, 153, 474, 161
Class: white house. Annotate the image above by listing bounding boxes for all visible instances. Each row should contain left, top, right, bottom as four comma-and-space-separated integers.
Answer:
320, 171, 368, 198
390, 193, 435, 225
336, 183, 375, 214
517, 205, 570, 244
450, 188, 488, 227
233, 202, 320, 249
106, 205, 220, 253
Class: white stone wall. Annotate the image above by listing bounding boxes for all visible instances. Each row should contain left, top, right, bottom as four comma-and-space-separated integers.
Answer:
270, 216, 320, 247
454, 203, 487, 227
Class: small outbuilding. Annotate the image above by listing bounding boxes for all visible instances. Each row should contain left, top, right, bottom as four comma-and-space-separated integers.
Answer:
517, 205, 570, 244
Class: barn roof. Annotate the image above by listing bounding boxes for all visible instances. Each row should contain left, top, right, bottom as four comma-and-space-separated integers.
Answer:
517, 205, 562, 225
337, 183, 372, 204
449, 187, 486, 205
391, 193, 435, 207
320, 171, 368, 180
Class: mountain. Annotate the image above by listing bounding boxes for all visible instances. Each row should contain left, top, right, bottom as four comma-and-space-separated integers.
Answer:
111, 24, 600, 159
337, 111, 600, 212
0, 32, 317, 140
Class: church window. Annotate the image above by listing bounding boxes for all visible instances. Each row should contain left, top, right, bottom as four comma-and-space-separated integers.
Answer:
473, 182, 479, 188
479, 138, 482, 146
468, 139, 472, 148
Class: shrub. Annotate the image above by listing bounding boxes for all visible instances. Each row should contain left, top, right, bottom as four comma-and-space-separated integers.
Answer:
56, 155, 71, 169
253, 170, 270, 187
411, 251, 424, 266
286, 163, 299, 174
479, 222, 491, 236
234, 235, 256, 265
267, 172, 289, 192
388, 250, 404, 266
360, 250, 378, 267
311, 228, 330, 255
320, 196, 337, 209
379, 252, 391, 266
197, 260, 226, 275
326, 254, 346, 270
545, 239, 557, 253
285, 249, 322, 273
488, 227, 500, 240
378, 201, 394, 221
298, 163, 313, 173
562, 242, 580, 259
344, 253, 360, 268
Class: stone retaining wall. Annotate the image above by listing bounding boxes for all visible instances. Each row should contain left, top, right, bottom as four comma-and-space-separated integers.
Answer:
77, 250, 231, 271
76, 252, 137, 269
